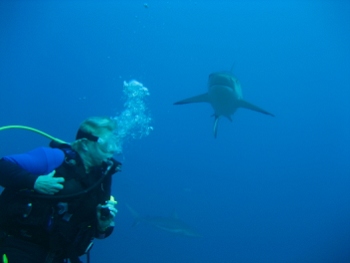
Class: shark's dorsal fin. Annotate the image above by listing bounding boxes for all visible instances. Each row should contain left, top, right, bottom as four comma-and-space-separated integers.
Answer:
238, 100, 275, 117
174, 93, 210, 105
125, 203, 139, 218
125, 203, 142, 227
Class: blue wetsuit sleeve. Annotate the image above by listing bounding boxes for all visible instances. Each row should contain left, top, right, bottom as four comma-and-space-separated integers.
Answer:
3, 147, 65, 175
0, 147, 65, 189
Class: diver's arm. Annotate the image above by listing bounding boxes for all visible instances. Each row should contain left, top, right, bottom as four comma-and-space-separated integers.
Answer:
95, 205, 115, 239
0, 147, 65, 190
95, 225, 114, 239
0, 158, 39, 189
94, 171, 118, 239
3, 147, 65, 175
34, 170, 64, 195
95, 196, 117, 239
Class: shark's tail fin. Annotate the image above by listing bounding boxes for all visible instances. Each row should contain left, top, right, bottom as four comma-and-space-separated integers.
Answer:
125, 203, 142, 227
238, 100, 275, 117
213, 116, 220, 138
212, 114, 232, 138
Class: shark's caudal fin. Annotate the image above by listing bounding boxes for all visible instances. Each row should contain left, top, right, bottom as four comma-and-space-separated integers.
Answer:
213, 116, 219, 138
173, 93, 210, 105
212, 115, 233, 138
238, 100, 275, 117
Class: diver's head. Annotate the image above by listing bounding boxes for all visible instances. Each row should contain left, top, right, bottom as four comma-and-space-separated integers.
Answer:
71, 116, 120, 170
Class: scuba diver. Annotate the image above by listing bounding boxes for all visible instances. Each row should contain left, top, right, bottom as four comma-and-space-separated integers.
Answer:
0, 116, 121, 263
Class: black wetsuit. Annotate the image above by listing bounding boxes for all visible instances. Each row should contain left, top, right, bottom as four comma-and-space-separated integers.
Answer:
0, 146, 120, 263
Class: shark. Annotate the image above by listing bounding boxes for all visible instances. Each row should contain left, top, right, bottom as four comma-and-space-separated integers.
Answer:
125, 204, 202, 238
174, 71, 274, 137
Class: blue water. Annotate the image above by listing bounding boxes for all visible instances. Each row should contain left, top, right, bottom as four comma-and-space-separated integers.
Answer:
0, 1, 349, 262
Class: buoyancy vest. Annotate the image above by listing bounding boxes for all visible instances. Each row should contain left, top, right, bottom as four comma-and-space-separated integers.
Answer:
0, 144, 121, 257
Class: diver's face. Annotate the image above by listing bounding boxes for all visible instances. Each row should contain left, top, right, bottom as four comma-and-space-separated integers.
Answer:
90, 132, 120, 164
97, 133, 119, 156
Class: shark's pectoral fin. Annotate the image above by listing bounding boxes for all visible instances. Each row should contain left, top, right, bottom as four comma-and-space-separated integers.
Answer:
174, 93, 210, 105
238, 100, 275, 117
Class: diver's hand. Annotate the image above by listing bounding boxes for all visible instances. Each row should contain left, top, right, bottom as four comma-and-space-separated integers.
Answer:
97, 199, 118, 231
34, 170, 65, 195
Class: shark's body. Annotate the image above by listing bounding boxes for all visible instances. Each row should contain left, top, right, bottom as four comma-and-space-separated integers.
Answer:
174, 71, 274, 137
126, 204, 201, 238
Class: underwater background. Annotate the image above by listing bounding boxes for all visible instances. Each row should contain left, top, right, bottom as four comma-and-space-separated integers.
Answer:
0, 1, 349, 262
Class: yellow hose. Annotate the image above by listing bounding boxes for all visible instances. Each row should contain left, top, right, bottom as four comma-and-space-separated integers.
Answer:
0, 125, 67, 144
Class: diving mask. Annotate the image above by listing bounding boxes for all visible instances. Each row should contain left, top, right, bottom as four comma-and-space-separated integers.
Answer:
97, 134, 119, 153
76, 129, 119, 154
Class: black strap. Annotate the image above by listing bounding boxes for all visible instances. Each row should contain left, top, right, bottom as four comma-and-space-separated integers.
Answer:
75, 130, 99, 142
